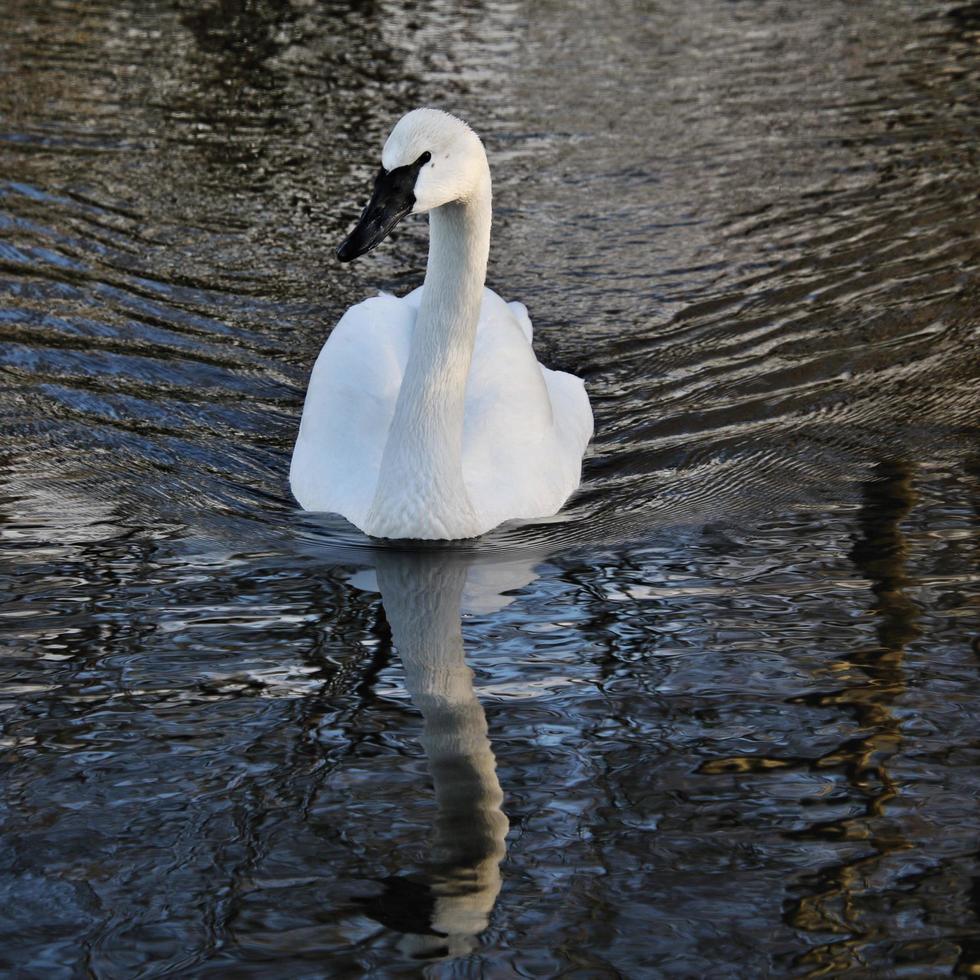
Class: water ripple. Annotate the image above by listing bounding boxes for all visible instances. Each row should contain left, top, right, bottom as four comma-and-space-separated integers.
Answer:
1, 0, 979, 975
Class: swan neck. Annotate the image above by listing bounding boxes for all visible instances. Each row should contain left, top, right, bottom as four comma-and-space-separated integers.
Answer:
416, 177, 492, 376
366, 172, 492, 540
425, 184, 492, 313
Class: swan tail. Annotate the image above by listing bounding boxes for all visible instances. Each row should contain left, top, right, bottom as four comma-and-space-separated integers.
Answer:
506, 301, 533, 343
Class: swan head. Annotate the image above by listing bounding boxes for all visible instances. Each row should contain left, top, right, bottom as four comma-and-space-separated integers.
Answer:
337, 108, 487, 263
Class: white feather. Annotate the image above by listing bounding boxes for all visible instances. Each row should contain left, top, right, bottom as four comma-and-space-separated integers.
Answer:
290, 109, 593, 539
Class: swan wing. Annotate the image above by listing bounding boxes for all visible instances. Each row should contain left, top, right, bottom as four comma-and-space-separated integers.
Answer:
290, 294, 414, 524
464, 289, 592, 527
292, 286, 591, 535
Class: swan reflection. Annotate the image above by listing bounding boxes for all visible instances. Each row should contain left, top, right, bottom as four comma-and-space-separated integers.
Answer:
355, 549, 534, 959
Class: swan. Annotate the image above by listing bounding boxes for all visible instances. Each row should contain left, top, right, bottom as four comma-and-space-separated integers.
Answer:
290, 108, 593, 540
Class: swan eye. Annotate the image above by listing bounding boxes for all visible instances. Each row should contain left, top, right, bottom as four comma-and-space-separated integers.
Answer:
418, 151, 431, 165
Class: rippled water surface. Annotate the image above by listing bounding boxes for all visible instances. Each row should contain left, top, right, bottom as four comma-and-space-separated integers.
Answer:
2, 0, 979, 975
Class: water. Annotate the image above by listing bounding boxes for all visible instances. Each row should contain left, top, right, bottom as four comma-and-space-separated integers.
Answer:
1, 0, 978, 975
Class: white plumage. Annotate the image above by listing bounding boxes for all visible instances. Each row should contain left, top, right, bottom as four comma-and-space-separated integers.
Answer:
290, 109, 592, 539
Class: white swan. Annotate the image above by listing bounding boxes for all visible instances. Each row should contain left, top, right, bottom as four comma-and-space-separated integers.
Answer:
290, 108, 593, 540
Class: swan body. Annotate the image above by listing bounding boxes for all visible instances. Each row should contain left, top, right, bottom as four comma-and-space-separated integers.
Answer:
290, 108, 592, 540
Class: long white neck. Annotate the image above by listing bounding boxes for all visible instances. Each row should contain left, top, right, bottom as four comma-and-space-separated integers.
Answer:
365, 167, 492, 540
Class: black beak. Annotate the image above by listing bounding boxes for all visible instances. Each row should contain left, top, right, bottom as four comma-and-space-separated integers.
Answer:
336, 151, 431, 263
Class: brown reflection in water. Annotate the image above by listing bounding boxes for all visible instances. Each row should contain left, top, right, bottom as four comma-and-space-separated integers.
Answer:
787, 460, 918, 975
957, 452, 980, 978
700, 461, 918, 972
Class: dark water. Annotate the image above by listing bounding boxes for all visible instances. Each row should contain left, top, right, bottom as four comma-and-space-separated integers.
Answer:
1, 0, 979, 975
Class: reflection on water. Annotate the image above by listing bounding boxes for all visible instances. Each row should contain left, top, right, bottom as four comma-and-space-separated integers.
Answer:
1, 0, 979, 974
790, 461, 918, 973
362, 552, 508, 960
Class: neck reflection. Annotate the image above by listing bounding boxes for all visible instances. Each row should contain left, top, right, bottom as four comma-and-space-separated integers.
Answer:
369, 549, 509, 959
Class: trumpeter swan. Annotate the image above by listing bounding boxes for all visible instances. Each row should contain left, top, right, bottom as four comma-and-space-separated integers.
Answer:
290, 108, 592, 540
